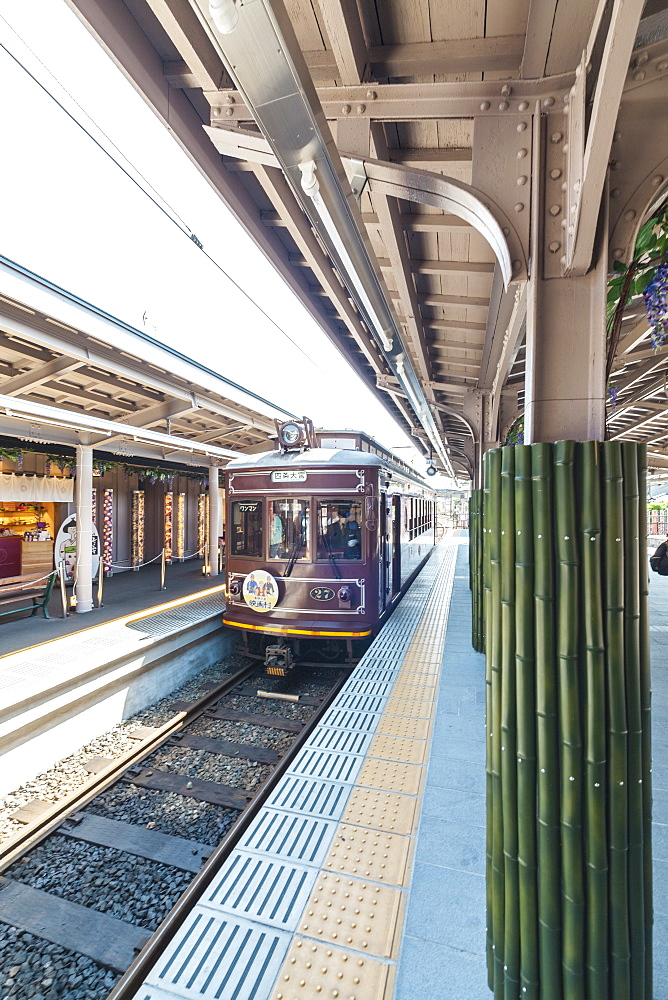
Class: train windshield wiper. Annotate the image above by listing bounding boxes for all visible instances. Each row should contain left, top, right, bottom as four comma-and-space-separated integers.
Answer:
283, 533, 303, 577
321, 531, 342, 579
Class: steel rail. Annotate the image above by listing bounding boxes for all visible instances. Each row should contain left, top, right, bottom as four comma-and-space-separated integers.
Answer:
0, 661, 257, 873
104, 667, 349, 1000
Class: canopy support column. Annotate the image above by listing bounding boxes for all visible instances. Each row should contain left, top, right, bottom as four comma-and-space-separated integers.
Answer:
74, 441, 93, 613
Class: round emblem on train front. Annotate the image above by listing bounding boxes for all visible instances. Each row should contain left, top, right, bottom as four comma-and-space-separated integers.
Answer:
242, 569, 279, 613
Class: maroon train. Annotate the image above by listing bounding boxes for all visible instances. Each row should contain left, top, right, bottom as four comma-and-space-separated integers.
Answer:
222, 420, 437, 673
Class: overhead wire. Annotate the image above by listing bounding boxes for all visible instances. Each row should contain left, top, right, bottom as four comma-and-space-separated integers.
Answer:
0, 14, 327, 375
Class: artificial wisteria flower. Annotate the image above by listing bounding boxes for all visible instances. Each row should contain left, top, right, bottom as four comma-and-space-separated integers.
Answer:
609, 385, 618, 409
643, 262, 668, 348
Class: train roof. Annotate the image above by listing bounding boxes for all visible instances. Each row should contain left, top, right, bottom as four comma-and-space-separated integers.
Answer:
225, 447, 431, 489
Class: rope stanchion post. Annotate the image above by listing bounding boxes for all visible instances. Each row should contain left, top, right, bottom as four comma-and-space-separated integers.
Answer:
203, 536, 210, 577
58, 561, 68, 618
160, 548, 166, 591
97, 564, 104, 608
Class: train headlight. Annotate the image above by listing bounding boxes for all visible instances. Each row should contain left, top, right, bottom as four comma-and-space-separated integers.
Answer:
280, 422, 302, 446
338, 586, 351, 602
229, 580, 241, 598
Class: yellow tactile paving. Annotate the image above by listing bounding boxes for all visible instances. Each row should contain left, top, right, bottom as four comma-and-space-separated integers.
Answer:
357, 757, 424, 795
271, 939, 391, 1000
375, 715, 431, 741
367, 734, 428, 766
384, 696, 432, 718
323, 824, 413, 885
342, 788, 418, 836
391, 683, 436, 702
396, 661, 440, 680
297, 873, 404, 957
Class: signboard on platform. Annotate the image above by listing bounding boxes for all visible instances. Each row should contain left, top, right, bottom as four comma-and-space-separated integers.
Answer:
55, 513, 100, 582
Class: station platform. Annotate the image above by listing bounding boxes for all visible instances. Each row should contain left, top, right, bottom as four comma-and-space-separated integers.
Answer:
0, 568, 229, 796
130, 534, 668, 1000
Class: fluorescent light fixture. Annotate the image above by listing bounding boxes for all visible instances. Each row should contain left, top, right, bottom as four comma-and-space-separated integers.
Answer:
299, 161, 393, 353
209, 0, 239, 34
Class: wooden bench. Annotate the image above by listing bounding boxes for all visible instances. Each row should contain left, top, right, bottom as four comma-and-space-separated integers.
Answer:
0, 571, 57, 621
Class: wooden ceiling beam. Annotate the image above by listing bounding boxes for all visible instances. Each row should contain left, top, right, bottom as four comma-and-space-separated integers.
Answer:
144, 0, 227, 91
303, 35, 524, 82
370, 122, 433, 388
379, 258, 495, 276
313, 0, 367, 86
0, 359, 85, 396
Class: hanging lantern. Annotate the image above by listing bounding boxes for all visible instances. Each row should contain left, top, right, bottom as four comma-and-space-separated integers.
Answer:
176, 492, 185, 560
164, 492, 173, 563
131, 490, 145, 568
197, 494, 206, 556
103, 489, 113, 575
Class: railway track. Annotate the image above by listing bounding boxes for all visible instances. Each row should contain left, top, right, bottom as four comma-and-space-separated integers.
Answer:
0, 659, 348, 1000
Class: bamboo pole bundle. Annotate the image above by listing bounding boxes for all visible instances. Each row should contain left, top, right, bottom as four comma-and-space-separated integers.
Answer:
577, 441, 608, 999
621, 443, 645, 1000
483, 457, 495, 989
515, 445, 539, 1000
514, 445, 538, 999
487, 448, 505, 997
532, 443, 562, 995
500, 448, 519, 1000
602, 442, 631, 998
637, 445, 653, 997
471, 489, 485, 652
485, 439, 651, 1000
554, 441, 585, 1000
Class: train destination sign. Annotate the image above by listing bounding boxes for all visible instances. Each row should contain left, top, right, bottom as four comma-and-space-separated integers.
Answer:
270, 470, 307, 483
243, 569, 278, 613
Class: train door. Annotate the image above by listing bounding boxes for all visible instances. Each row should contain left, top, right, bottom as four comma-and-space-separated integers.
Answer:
380, 493, 392, 609
391, 495, 402, 597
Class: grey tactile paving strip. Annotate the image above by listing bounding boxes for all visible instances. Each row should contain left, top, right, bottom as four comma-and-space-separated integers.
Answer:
130, 541, 458, 1000
126, 595, 226, 635
200, 852, 317, 931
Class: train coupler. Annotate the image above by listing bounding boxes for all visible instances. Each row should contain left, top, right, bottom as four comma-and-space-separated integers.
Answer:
264, 643, 295, 676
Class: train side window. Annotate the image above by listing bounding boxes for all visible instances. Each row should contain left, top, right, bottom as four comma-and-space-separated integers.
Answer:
268, 499, 309, 560
317, 500, 363, 560
230, 500, 263, 557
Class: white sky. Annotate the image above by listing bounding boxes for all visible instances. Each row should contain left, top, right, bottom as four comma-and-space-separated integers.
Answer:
0, 0, 455, 482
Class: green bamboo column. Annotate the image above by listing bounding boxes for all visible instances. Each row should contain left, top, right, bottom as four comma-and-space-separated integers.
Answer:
554, 441, 585, 1000
514, 445, 538, 999
577, 441, 608, 999
637, 445, 653, 998
483, 456, 494, 989
500, 448, 519, 1000
471, 489, 485, 652
486, 448, 505, 997
621, 442, 645, 1000
602, 442, 631, 998
532, 443, 562, 995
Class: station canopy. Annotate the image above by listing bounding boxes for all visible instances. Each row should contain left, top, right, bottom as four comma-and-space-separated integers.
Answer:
0, 255, 293, 467
48, 1, 668, 477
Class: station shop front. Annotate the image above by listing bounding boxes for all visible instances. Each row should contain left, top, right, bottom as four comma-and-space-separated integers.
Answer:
0, 442, 220, 581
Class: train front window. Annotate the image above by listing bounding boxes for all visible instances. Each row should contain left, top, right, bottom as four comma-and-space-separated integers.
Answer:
231, 500, 263, 557
268, 499, 309, 560
317, 500, 363, 561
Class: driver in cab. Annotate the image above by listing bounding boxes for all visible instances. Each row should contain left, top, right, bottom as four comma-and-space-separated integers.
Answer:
326, 507, 361, 559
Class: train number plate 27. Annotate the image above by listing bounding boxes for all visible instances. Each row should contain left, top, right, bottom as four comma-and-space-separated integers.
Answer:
310, 587, 335, 601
